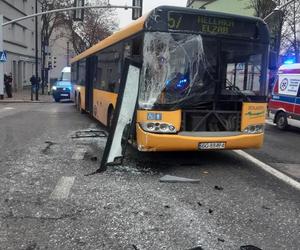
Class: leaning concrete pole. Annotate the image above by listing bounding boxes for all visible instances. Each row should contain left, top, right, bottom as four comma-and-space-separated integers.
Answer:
0, 15, 4, 99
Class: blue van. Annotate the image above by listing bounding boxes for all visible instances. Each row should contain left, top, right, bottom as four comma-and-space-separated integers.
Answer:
52, 67, 72, 102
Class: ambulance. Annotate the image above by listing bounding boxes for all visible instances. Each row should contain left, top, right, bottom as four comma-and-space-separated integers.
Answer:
268, 63, 300, 129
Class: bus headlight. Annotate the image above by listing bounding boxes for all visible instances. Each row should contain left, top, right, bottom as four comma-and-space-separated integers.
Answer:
243, 124, 264, 134
52, 86, 57, 90
140, 122, 177, 134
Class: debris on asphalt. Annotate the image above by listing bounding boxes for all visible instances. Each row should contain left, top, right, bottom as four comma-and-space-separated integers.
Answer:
159, 175, 201, 183
41, 141, 56, 154
208, 209, 213, 214
240, 245, 262, 250
90, 156, 98, 161
71, 129, 107, 139
214, 185, 224, 191
217, 238, 225, 242
262, 205, 271, 210
132, 244, 139, 250
203, 171, 209, 174
188, 246, 204, 250
197, 202, 202, 207
164, 205, 170, 209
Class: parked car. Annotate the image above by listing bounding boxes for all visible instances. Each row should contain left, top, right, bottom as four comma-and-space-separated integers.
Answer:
52, 67, 72, 102
268, 63, 300, 129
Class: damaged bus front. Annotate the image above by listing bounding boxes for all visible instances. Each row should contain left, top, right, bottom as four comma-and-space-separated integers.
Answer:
136, 7, 269, 151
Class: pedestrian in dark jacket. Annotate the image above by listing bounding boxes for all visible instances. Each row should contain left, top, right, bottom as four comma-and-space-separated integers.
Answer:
4, 73, 13, 98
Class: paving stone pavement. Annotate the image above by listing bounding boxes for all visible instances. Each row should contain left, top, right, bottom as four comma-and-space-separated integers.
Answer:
1, 87, 53, 102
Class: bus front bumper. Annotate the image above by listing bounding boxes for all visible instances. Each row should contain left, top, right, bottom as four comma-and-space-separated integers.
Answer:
136, 125, 264, 152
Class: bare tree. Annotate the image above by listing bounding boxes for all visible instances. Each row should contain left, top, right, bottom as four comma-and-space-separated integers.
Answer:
40, 0, 66, 93
281, 0, 300, 62
60, 0, 118, 54
248, 0, 277, 18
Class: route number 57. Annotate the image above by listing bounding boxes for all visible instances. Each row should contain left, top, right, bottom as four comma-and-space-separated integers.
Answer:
168, 16, 182, 29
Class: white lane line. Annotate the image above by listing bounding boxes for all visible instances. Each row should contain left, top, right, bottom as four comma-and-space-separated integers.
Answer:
3, 107, 15, 110
234, 150, 300, 191
50, 176, 75, 200
71, 148, 86, 160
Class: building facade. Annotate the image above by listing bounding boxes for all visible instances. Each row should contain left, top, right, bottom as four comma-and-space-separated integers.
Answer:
48, 26, 75, 82
187, 0, 255, 16
0, 0, 41, 91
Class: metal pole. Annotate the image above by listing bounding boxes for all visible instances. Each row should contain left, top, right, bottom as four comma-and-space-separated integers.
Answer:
35, 0, 39, 101
0, 15, 3, 99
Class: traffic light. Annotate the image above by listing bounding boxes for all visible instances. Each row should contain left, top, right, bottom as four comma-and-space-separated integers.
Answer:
74, 0, 85, 21
132, 0, 142, 20
53, 57, 57, 68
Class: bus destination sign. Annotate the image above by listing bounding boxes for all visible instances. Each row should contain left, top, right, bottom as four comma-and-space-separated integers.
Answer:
168, 12, 257, 38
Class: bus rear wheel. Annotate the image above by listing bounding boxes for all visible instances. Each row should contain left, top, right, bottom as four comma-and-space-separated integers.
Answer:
77, 95, 84, 114
276, 112, 288, 130
107, 107, 114, 131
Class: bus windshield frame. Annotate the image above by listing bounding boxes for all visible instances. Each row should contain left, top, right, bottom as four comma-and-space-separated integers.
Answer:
139, 31, 268, 110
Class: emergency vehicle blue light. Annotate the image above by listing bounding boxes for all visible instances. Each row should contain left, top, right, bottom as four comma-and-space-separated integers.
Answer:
175, 77, 189, 90
283, 58, 295, 64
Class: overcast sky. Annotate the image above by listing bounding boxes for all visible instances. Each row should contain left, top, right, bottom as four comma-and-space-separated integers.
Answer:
109, 0, 187, 28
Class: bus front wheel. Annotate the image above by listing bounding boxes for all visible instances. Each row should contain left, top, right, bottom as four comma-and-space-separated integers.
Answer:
276, 112, 288, 130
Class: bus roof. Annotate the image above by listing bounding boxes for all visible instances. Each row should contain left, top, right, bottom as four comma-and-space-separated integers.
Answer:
71, 5, 269, 64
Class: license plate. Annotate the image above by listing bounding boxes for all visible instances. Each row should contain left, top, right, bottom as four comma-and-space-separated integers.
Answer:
61, 94, 69, 97
198, 142, 225, 150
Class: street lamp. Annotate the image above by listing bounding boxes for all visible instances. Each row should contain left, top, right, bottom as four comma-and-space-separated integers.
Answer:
264, 0, 296, 21
35, 0, 39, 101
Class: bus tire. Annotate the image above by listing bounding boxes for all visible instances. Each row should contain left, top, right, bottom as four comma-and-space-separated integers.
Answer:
107, 106, 114, 131
78, 95, 84, 114
275, 112, 288, 130
74, 91, 77, 107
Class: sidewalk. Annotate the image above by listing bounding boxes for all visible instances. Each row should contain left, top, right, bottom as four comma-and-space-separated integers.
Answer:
0, 87, 53, 103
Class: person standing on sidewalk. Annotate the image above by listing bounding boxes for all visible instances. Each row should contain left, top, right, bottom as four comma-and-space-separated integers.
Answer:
4, 72, 13, 98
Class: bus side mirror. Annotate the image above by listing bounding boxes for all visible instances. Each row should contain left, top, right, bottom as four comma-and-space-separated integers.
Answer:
269, 51, 277, 70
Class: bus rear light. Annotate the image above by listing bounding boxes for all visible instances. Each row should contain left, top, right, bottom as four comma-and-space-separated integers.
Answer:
140, 122, 177, 134
243, 124, 264, 134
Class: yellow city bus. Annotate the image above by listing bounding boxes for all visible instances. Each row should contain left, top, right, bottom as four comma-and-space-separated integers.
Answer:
71, 6, 270, 151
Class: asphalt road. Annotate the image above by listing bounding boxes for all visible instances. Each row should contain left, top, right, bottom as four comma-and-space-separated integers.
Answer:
0, 102, 299, 250
247, 122, 300, 181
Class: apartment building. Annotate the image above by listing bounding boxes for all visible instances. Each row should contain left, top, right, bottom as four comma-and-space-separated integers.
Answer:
0, 0, 41, 90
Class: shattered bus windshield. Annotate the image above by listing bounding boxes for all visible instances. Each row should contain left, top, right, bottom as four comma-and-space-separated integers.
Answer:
139, 32, 267, 109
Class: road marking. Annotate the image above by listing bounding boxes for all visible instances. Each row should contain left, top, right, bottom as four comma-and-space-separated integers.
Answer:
234, 150, 300, 191
72, 148, 86, 160
50, 176, 75, 200
3, 107, 15, 110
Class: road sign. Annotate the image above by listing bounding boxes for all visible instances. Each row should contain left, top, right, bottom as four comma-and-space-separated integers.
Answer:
0, 51, 7, 62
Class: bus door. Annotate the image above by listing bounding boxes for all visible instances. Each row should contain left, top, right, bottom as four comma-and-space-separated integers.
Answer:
85, 56, 97, 113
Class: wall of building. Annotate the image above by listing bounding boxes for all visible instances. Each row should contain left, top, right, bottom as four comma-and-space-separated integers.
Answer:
0, 0, 41, 90
48, 26, 75, 82
187, 0, 255, 16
